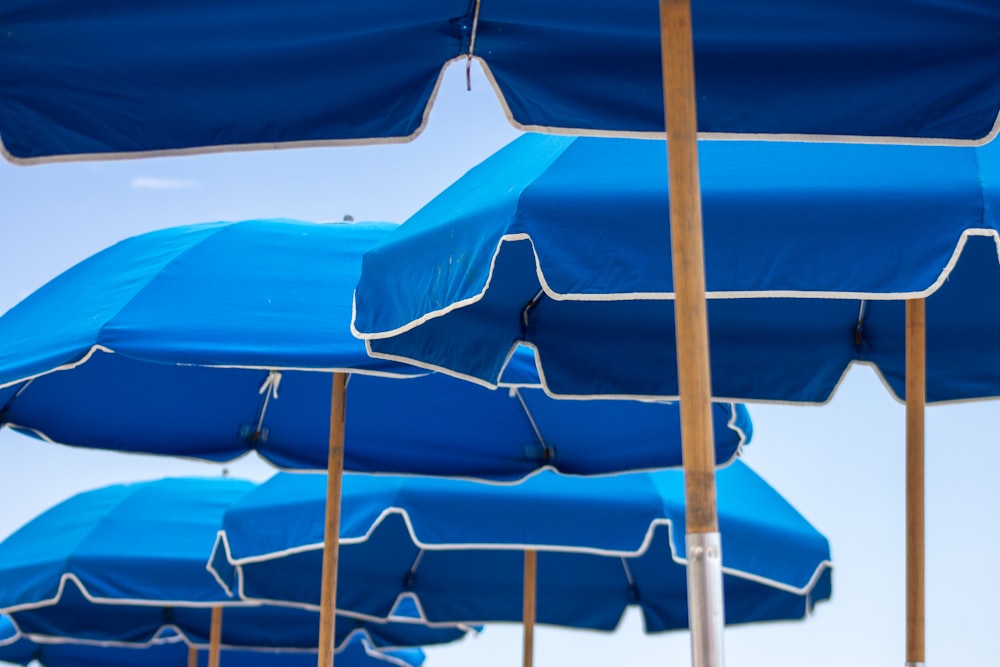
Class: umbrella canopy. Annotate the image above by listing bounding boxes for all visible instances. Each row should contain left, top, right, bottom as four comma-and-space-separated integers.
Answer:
210, 463, 832, 631
0, 618, 424, 667
0, 477, 469, 651
353, 133, 1000, 403
1, 0, 998, 161
0, 215, 754, 667
0, 217, 750, 475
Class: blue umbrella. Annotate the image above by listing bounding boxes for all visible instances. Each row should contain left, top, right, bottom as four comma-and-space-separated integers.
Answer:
209, 464, 831, 657
4, 6, 997, 667
353, 132, 1000, 666
0, 0, 997, 162
0, 217, 750, 666
0, 217, 748, 474
0, 353, 748, 474
4, 6, 998, 667
0, 617, 425, 667
0, 478, 469, 665
353, 133, 1000, 404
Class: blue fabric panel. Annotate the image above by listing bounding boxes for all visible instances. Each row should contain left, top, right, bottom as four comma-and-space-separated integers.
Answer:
1, 0, 997, 159
0, 220, 406, 383
0, 0, 469, 159
477, 0, 1000, 140
0, 616, 36, 665
0, 479, 254, 607
0, 478, 465, 650
215, 464, 831, 630
0, 343, 747, 474
9, 589, 451, 651
356, 134, 1000, 402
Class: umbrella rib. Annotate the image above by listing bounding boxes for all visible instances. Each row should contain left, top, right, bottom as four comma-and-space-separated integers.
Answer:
620, 556, 638, 600
405, 549, 426, 588
241, 370, 281, 444
465, 0, 482, 91
854, 300, 868, 351
511, 388, 551, 462
519, 290, 544, 338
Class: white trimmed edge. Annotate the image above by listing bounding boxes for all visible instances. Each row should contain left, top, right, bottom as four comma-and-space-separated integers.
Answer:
209, 505, 833, 603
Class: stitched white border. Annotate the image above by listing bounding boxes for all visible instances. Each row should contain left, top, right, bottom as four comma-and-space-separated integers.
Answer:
0, 346, 426, 395
0, 56, 464, 166
476, 59, 1000, 148
6, 53, 995, 166
1, 578, 436, 656
210, 506, 833, 602
354, 229, 1000, 405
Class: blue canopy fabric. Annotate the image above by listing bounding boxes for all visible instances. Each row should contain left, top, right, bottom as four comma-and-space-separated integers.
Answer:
210, 464, 832, 632
0, 0, 997, 161
0, 618, 32, 666
0, 618, 424, 667
0, 218, 750, 475
0, 478, 469, 651
353, 133, 1000, 404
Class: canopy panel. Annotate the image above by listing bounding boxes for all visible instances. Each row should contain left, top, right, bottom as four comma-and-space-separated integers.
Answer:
2, 0, 998, 161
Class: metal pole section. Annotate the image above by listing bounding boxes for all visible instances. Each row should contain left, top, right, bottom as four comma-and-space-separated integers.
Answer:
187, 644, 198, 667
207, 607, 222, 667
522, 549, 537, 667
659, 1, 724, 666
318, 372, 348, 667
905, 300, 925, 667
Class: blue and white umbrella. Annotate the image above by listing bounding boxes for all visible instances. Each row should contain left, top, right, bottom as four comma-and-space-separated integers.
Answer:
3, 5, 997, 667
353, 134, 1000, 404
0, 616, 425, 667
0, 217, 751, 666
0, 478, 469, 665
352, 132, 1000, 667
210, 464, 831, 657
0, 217, 749, 475
0, 0, 997, 162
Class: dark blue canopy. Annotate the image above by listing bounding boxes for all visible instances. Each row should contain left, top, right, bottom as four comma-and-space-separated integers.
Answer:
1, 0, 997, 161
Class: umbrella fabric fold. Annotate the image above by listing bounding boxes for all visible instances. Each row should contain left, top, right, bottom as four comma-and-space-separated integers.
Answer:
0, 617, 425, 667
1, 0, 998, 161
0, 217, 750, 475
353, 133, 1000, 404
0, 477, 469, 652
210, 463, 832, 631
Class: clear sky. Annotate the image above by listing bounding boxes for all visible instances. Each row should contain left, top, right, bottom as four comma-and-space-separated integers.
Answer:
1, 62, 997, 667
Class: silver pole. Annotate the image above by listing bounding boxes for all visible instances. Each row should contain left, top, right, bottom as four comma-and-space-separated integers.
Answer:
687, 532, 725, 666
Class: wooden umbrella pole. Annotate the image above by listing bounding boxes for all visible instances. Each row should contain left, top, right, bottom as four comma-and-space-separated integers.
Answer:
522, 549, 537, 667
659, 2, 723, 667
208, 606, 222, 667
318, 372, 348, 667
187, 644, 198, 667
905, 300, 926, 667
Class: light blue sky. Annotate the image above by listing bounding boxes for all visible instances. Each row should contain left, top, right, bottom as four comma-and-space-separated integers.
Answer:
1, 62, 997, 667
